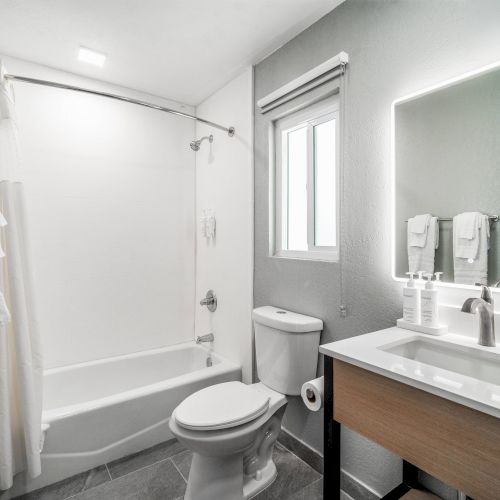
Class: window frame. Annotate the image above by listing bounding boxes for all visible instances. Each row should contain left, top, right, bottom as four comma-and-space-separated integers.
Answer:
274, 98, 340, 262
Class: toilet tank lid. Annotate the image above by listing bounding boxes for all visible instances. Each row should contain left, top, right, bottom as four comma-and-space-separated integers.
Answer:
252, 306, 323, 333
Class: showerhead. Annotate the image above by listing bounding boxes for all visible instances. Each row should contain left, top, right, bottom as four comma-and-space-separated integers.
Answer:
190, 134, 213, 151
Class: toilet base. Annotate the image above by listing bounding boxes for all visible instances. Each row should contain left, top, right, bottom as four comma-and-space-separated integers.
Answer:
170, 384, 288, 500
185, 452, 245, 500
184, 445, 278, 500
182, 407, 286, 500
243, 458, 277, 499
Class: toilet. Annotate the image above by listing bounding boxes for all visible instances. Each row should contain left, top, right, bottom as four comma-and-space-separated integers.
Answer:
169, 306, 323, 500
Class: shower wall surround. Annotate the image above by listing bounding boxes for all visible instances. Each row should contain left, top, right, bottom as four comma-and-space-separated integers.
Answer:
194, 67, 254, 383
2, 56, 196, 368
254, 0, 500, 496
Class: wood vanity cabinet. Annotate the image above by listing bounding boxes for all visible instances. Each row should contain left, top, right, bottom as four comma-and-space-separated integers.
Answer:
325, 358, 500, 500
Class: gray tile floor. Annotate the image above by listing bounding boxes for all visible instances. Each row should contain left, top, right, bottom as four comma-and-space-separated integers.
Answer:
15, 439, 323, 500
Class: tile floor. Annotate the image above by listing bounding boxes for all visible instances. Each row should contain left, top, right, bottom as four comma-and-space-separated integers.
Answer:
14, 439, 327, 500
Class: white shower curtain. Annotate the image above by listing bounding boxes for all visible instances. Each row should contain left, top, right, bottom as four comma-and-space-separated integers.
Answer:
0, 63, 43, 490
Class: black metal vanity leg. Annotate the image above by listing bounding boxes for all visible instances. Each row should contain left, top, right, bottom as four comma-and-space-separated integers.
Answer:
402, 460, 419, 489
332, 419, 341, 499
324, 355, 341, 500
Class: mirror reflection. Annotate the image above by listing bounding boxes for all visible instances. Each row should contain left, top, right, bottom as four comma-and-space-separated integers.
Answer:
394, 65, 500, 286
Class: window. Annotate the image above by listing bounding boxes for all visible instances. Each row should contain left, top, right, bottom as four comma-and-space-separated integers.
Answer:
274, 99, 339, 261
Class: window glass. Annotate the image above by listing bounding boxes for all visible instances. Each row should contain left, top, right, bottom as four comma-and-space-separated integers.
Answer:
274, 99, 339, 261
286, 126, 308, 251
314, 118, 336, 247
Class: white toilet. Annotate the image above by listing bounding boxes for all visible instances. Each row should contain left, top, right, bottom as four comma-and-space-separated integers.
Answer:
169, 306, 323, 500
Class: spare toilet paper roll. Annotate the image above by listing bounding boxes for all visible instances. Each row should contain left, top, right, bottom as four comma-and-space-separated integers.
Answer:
301, 376, 324, 412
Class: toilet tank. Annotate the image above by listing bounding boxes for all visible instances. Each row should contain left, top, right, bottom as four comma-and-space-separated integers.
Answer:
252, 306, 323, 396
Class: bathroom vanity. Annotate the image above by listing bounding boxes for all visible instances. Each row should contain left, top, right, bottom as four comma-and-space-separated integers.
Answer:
320, 328, 500, 499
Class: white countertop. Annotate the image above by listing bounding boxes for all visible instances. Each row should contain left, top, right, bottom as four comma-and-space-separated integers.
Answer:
320, 327, 500, 419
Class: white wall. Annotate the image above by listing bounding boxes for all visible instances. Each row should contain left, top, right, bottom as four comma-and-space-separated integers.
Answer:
1, 56, 196, 368
194, 67, 254, 382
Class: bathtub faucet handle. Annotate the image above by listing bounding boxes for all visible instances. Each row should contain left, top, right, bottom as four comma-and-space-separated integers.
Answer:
196, 333, 214, 344
200, 289, 217, 312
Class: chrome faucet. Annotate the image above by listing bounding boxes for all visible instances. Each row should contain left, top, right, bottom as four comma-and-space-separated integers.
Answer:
461, 285, 496, 347
196, 333, 214, 344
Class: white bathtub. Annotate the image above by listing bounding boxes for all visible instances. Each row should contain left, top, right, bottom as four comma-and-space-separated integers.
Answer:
9, 342, 240, 497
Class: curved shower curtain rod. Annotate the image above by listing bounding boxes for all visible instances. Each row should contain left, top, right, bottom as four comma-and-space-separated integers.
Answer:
4, 74, 236, 136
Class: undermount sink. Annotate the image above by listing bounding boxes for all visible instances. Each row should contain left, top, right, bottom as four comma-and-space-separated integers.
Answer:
379, 338, 500, 387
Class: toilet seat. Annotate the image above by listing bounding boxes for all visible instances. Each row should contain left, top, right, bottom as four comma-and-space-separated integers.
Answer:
174, 381, 270, 431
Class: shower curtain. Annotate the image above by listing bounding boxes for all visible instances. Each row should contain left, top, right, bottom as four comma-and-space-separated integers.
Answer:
0, 63, 43, 490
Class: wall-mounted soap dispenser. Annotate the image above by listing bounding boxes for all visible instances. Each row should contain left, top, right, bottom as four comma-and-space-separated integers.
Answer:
200, 209, 216, 241
403, 272, 420, 324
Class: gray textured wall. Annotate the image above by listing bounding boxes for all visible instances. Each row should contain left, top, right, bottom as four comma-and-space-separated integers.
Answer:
254, 0, 500, 495
395, 68, 500, 284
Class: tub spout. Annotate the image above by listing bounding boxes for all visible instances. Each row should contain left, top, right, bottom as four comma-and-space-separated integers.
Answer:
196, 333, 214, 344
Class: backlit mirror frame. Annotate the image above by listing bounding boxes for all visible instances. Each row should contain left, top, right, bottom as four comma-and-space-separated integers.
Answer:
391, 59, 500, 291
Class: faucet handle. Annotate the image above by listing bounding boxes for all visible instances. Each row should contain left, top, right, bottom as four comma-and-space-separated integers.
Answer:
200, 290, 217, 312
477, 284, 493, 304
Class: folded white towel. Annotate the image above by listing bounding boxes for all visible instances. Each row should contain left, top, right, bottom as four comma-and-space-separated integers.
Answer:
454, 212, 486, 260
408, 214, 432, 248
408, 216, 439, 274
453, 213, 490, 285
456, 212, 478, 240
409, 214, 431, 234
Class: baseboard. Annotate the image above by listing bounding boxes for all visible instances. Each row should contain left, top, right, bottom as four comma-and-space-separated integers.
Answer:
341, 469, 381, 500
278, 428, 323, 474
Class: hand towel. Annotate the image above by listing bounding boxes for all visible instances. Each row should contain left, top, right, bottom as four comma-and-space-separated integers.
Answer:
454, 212, 482, 259
408, 216, 439, 274
453, 213, 490, 285
456, 212, 479, 240
407, 214, 431, 248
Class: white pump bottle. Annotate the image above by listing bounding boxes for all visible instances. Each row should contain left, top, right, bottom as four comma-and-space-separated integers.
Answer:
420, 273, 439, 327
403, 272, 420, 324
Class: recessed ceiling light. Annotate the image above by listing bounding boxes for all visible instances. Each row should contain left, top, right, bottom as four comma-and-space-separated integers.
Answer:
78, 46, 106, 67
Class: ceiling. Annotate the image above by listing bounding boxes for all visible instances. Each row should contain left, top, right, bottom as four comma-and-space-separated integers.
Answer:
0, 0, 344, 105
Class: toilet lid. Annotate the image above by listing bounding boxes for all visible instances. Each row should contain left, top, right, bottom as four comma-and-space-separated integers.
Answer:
175, 381, 270, 431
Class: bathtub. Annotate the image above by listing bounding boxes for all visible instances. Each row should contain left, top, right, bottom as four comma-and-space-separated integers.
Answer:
9, 342, 240, 497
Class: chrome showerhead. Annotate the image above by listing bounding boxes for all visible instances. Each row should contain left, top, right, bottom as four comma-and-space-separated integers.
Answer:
190, 134, 213, 151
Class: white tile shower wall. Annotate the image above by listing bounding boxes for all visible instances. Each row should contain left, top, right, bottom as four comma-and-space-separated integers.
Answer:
2, 56, 196, 368
194, 67, 254, 383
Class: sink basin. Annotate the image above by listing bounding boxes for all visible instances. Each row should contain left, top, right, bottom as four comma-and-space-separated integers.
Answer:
379, 338, 500, 387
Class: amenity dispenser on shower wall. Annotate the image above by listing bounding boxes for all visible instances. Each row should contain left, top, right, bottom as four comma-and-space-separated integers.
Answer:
201, 210, 216, 241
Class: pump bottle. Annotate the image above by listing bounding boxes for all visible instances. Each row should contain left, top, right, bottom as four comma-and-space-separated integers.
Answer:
403, 272, 420, 324
421, 273, 439, 327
